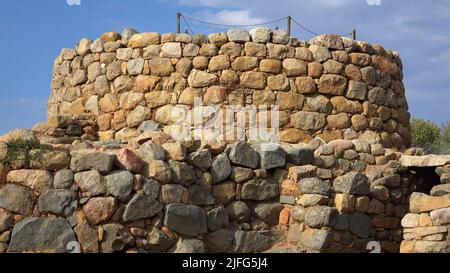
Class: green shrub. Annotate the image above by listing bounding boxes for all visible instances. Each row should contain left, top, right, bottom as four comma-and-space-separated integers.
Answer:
0, 139, 54, 168
410, 118, 441, 154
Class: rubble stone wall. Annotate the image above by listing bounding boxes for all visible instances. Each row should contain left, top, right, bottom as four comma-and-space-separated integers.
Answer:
0, 130, 419, 253
47, 28, 410, 150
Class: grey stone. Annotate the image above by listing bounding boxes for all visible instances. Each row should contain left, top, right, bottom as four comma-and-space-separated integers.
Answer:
38, 189, 78, 216
160, 184, 188, 204
291, 111, 326, 132
254, 143, 286, 169
122, 193, 163, 222
142, 178, 161, 199
121, 28, 139, 44
249, 27, 272, 43
333, 172, 370, 195
304, 206, 337, 228
138, 142, 166, 161
252, 202, 283, 226
74, 220, 98, 253
105, 170, 134, 202
101, 223, 133, 253
0, 184, 34, 215
227, 29, 250, 42
298, 229, 332, 251
282, 144, 314, 165
127, 58, 144, 75
226, 201, 251, 222
188, 184, 215, 206
430, 184, 450, 197
230, 167, 254, 183
186, 149, 212, 171
349, 212, 372, 238
280, 195, 296, 205
228, 141, 259, 169
368, 87, 386, 105
207, 206, 229, 232
145, 227, 176, 252
70, 70, 87, 86
346, 81, 367, 100
168, 160, 197, 187
138, 120, 160, 132
272, 29, 289, 44
8, 217, 76, 253
241, 178, 280, 201
90, 38, 104, 53
205, 229, 234, 253
0, 211, 13, 233
116, 47, 133, 61
173, 238, 206, 253
233, 230, 283, 253
74, 170, 107, 197
164, 203, 207, 236
291, 206, 305, 222
106, 61, 122, 80
70, 150, 115, 173
211, 153, 232, 184
430, 208, 450, 226
335, 213, 350, 230
298, 177, 331, 195
309, 45, 332, 62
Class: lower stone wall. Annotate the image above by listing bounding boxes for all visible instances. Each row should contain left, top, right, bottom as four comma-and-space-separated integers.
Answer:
0, 126, 421, 253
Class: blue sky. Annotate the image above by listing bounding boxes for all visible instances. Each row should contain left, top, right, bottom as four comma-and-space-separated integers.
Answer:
0, 0, 449, 134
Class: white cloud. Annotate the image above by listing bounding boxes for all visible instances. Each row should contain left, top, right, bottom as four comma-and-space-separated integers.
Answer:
201, 9, 266, 26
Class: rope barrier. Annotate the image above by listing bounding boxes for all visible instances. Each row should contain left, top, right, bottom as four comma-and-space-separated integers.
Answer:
181, 14, 287, 28
181, 15, 195, 34
291, 18, 321, 36
179, 13, 355, 39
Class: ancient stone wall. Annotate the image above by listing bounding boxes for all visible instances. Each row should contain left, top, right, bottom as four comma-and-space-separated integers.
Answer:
0, 129, 419, 253
47, 28, 410, 150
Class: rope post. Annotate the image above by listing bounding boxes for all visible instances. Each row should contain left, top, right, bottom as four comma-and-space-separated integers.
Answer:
176, 12, 181, 34
352, 29, 356, 40
287, 16, 292, 36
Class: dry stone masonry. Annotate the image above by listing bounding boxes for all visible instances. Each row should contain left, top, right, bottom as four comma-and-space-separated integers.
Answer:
45, 27, 410, 150
0, 28, 448, 253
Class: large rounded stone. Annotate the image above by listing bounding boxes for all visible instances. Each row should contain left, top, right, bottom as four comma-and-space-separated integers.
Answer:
211, 153, 232, 184
164, 203, 207, 236
228, 141, 259, 169
122, 193, 163, 222
241, 178, 280, 201
8, 217, 76, 253
105, 170, 134, 202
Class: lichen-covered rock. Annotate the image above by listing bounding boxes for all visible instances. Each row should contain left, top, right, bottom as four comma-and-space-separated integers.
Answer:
83, 197, 116, 225
241, 178, 279, 201
8, 217, 76, 253
0, 184, 34, 215
333, 172, 370, 195
234, 230, 283, 253
164, 203, 207, 236
211, 153, 232, 184
105, 170, 134, 202
228, 141, 259, 169
122, 193, 163, 222
38, 189, 77, 216
298, 177, 331, 195
70, 150, 115, 173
